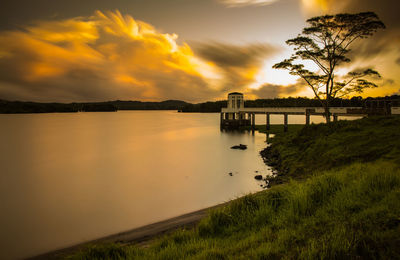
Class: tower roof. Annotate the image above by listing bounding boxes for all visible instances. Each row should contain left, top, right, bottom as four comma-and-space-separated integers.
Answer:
228, 92, 243, 96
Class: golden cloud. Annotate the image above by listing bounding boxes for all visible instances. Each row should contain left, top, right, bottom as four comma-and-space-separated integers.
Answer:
0, 10, 221, 102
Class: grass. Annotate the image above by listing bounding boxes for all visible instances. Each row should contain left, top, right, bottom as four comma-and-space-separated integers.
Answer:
262, 116, 400, 178
69, 116, 400, 259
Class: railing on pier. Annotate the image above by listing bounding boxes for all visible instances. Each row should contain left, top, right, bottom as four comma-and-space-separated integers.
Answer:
220, 106, 400, 131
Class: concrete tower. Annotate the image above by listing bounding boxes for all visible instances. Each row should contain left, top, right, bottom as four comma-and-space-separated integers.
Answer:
227, 92, 244, 110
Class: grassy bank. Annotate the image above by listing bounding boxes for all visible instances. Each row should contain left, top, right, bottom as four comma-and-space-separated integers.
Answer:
262, 116, 400, 181
70, 116, 400, 259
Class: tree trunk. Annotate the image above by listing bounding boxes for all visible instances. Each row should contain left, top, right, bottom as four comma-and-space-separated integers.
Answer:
324, 105, 331, 123
324, 98, 331, 124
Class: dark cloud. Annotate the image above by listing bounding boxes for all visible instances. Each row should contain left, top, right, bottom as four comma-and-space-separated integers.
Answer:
318, 0, 400, 61
299, 0, 400, 97
194, 42, 279, 92
250, 81, 305, 98
195, 42, 271, 67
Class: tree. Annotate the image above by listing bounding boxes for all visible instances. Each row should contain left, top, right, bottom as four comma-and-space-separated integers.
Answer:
273, 12, 385, 123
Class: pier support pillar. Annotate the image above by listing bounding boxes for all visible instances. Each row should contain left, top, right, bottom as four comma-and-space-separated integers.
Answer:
266, 113, 270, 131
333, 114, 338, 122
284, 113, 288, 132
251, 113, 255, 130
306, 110, 310, 125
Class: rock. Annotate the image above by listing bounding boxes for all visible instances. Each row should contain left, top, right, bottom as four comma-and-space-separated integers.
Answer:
228, 172, 233, 176
254, 175, 263, 180
231, 144, 247, 150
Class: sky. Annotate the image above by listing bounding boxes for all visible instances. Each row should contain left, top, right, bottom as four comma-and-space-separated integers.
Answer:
0, 0, 398, 102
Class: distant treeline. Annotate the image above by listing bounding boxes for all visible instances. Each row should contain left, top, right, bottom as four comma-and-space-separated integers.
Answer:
0, 96, 399, 113
0, 100, 189, 114
180, 95, 400, 112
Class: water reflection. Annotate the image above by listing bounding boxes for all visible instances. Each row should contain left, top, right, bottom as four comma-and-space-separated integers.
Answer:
0, 111, 361, 258
0, 111, 268, 259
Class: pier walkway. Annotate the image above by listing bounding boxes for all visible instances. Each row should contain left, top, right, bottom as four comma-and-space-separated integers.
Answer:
220, 93, 400, 131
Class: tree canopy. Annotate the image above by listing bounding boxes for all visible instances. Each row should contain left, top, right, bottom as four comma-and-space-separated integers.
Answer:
273, 12, 385, 122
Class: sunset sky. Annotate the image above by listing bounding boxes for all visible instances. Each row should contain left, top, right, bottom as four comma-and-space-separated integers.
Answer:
0, 0, 398, 102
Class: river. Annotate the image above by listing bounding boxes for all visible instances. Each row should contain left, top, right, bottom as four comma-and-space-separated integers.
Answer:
0, 111, 332, 259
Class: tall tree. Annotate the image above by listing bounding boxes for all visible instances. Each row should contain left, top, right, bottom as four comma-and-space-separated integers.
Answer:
273, 12, 385, 122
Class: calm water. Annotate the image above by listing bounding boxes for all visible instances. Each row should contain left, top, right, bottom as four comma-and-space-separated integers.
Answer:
0, 111, 331, 259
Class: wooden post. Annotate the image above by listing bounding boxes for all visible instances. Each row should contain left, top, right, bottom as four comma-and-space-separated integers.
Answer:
251, 113, 255, 130
333, 114, 338, 122
266, 113, 270, 131
284, 113, 288, 132
306, 110, 310, 125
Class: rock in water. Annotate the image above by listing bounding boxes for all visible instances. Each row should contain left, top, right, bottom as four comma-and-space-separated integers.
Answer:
231, 144, 247, 150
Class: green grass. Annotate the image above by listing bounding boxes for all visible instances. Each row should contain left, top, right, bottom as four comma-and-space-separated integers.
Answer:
263, 116, 400, 178
69, 116, 400, 259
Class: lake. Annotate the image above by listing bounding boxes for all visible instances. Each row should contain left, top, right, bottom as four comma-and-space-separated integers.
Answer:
0, 111, 330, 259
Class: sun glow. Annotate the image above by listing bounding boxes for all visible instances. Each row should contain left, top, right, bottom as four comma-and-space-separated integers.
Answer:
249, 53, 299, 89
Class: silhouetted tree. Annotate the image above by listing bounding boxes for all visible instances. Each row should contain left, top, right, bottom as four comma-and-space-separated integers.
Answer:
273, 12, 385, 122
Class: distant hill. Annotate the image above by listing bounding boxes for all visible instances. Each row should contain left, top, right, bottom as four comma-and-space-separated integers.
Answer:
1, 96, 399, 113
0, 100, 189, 114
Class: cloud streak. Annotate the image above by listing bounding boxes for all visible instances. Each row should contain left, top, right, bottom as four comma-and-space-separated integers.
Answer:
194, 42, 279, 93
250, 81, 306, 98
0, 10, 221, 102
218, 0, 279, 7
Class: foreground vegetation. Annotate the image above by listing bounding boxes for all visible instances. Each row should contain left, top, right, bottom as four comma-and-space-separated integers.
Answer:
71, 116, 400, 259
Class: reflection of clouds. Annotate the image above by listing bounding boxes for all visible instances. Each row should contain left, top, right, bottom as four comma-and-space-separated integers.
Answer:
162, 127, 214, 141
0, 10, 219, 102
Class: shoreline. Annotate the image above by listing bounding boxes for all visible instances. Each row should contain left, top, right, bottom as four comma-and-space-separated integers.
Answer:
28, 128, 275, 259
30, 130, 274, 259
30, 202, 232, 259
31, 129, 276, 260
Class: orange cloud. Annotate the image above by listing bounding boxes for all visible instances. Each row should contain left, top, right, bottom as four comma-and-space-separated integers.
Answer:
0, 11, 221, 102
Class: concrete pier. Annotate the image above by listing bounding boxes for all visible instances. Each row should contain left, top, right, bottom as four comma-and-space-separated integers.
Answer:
220, 93, 395, 131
